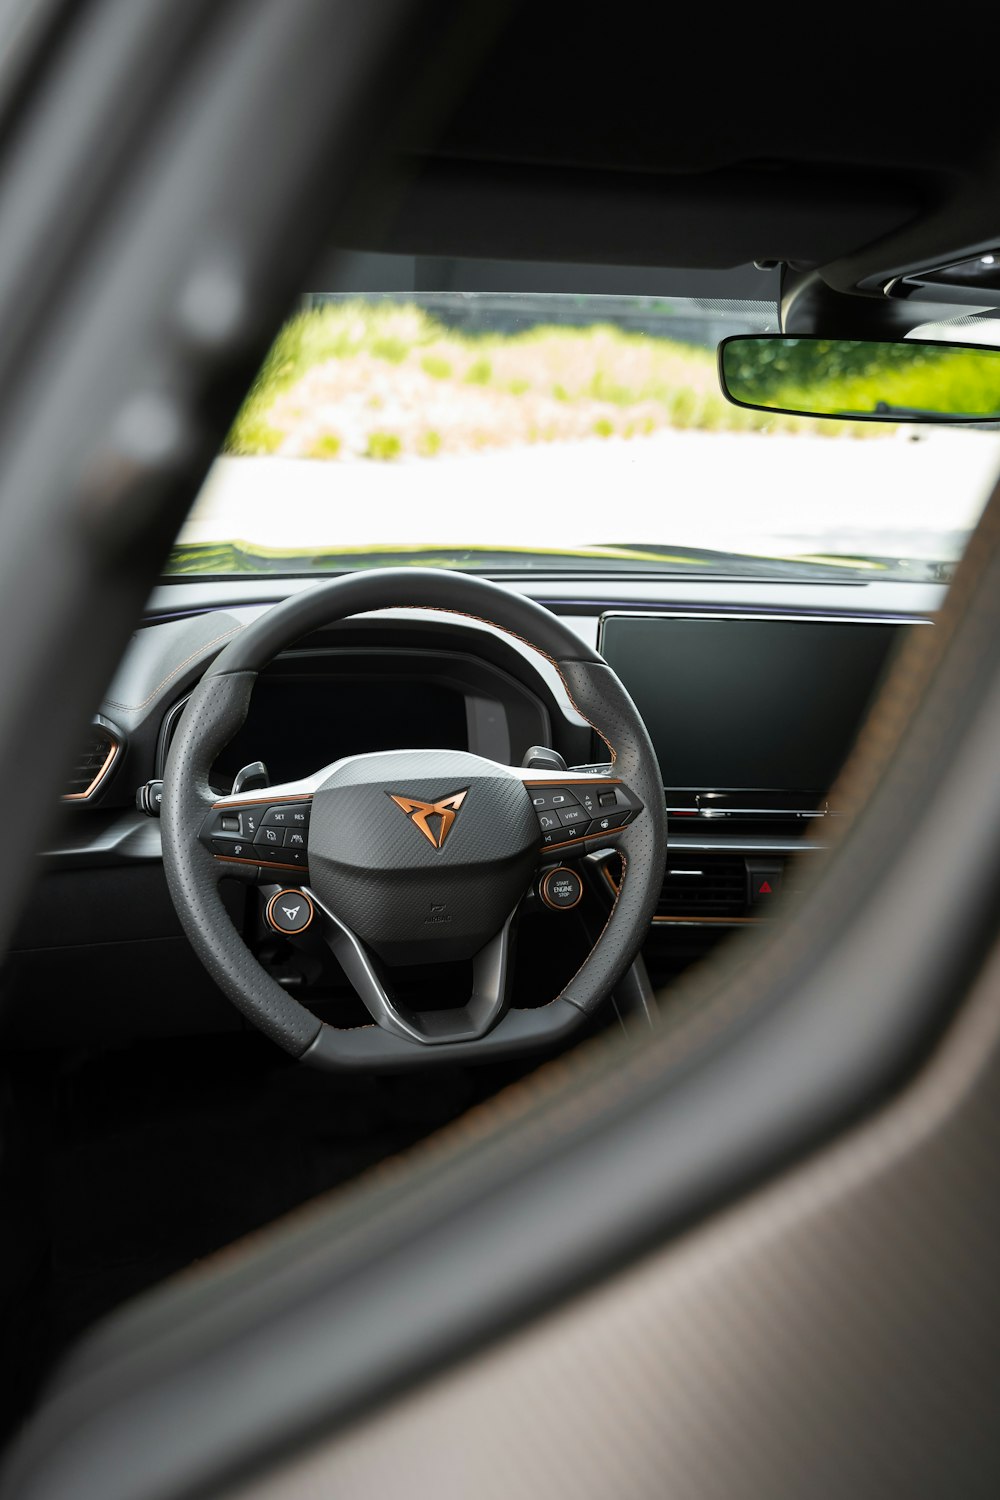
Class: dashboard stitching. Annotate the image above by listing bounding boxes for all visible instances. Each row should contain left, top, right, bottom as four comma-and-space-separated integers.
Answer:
104, 625, 243, 712
415, 606, 617, 763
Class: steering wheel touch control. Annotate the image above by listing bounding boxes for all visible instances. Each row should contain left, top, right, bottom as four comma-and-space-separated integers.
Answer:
161, 569, 667, 1070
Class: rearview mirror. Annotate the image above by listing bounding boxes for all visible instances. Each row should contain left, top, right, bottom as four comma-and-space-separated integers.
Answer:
718, 335, 1000, 423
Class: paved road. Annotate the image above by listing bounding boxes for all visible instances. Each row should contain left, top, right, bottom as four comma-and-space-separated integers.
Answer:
180, 425, 1000, 563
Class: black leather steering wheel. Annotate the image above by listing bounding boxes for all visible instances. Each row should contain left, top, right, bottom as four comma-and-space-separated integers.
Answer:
161, 570, 667, 1069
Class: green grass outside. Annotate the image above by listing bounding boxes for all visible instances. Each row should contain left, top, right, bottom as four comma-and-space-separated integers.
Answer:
225, 301, 885, 460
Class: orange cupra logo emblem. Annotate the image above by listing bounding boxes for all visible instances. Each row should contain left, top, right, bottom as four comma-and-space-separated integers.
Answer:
388, 789, 468, 849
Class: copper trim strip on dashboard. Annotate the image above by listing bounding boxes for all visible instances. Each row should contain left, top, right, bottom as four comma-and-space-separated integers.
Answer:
62, 737, 121, 802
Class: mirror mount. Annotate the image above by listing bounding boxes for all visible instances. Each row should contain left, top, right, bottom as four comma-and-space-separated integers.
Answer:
780, 266, 960, 340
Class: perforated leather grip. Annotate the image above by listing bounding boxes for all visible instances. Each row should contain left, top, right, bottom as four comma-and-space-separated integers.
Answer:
161, 670, 322, 1055
558, 660, 668, 1013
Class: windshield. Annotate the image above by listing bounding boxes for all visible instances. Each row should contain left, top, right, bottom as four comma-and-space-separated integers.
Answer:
170, 282, 1000, 582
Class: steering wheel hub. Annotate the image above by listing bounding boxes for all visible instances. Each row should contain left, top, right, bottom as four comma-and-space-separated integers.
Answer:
309, 749, 539, 964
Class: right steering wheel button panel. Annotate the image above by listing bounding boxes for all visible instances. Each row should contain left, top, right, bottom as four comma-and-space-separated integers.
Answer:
528, 780, 641, 852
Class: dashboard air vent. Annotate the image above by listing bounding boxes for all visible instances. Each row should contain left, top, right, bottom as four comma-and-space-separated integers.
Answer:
604, 848, 816, 924
63, 720, 121, 801
657, 856, 749, 919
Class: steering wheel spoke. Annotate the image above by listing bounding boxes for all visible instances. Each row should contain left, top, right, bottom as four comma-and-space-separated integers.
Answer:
302, 889, 519, 1046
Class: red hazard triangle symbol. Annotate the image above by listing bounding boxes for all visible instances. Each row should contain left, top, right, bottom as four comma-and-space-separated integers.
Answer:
758, 880, 773, 894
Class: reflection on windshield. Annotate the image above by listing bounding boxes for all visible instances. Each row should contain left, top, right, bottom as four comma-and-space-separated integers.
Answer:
170, 293, 1000, 579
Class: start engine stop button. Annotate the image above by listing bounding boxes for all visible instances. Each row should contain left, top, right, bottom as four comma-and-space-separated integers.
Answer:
539, 867, 583, 911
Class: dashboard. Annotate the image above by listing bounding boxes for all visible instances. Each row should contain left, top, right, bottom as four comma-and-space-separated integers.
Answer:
1, 573, 939, 1050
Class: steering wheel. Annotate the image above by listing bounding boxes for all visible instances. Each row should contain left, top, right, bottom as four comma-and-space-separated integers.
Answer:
161, 570, 667, 1070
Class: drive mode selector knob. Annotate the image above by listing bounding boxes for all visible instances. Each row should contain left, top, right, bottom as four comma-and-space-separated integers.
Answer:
265, 889, 315, 935
539, 867, 583, 910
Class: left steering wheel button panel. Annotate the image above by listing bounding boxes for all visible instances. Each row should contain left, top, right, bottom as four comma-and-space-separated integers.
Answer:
200, 799, 312, 869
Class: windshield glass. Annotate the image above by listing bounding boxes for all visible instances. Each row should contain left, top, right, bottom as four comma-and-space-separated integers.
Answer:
170, 285, 1000, 582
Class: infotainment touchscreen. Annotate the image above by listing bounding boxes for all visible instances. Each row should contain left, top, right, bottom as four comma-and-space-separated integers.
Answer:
598, 614, 914, 801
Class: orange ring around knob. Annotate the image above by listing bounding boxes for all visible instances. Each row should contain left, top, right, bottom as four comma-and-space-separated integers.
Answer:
265, 888, 315, 936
